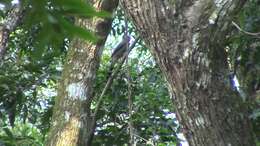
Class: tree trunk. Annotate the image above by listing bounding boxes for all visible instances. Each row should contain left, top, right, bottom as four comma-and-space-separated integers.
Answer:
46, 1, 118, 145
121, 0, 255, 145
0, 4, 24, 62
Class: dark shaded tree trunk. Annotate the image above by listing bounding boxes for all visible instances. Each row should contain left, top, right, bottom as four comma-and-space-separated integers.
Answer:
121, 0, 255, 145
46, 0, 118, 145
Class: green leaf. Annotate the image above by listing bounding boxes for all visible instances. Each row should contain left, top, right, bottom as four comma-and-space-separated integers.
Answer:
58, 16, 97, 42
54, 0, 111, 18
3, 128, 13, 139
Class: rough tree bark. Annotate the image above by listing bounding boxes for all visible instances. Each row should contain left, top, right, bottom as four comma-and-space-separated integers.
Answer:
46, 0, 118, 145
0, 4, 24, 62
121, 0, 255, 145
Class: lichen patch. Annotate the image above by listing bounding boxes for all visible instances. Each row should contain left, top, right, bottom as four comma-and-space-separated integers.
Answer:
66, 82, 87, 101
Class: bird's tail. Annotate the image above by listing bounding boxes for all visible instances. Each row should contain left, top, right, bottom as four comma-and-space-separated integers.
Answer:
106, 61, 115, 80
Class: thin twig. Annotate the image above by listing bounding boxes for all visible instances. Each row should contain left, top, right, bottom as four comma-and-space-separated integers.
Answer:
126, 36, 135, 146
127, 60, 135, 146
132, 133, 155, 146
232, 21, 260, 38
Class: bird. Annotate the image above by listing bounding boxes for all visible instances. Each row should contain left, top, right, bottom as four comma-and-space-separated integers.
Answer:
107, 34, 131, 78
111, 34, 131, 64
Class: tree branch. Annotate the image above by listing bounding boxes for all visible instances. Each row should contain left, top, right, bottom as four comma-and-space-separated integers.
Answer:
126, 38, 135, 146
232, 21, 260, 38
90, 36, 140, 136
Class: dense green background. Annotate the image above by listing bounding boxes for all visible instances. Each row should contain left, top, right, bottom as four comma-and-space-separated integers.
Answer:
0, 0, 259, 145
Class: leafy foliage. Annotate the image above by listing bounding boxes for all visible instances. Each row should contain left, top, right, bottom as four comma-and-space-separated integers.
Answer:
0, 0, 110, 145
93, 42, 178, 145
0, 0, 259, 145
0, 123, 44, 146
227, 0, 260, 138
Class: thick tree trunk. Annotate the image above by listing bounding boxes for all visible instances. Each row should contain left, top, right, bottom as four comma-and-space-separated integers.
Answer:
0, 4, 23, 62
121, 0, 255, 145
46, 1, 118, 145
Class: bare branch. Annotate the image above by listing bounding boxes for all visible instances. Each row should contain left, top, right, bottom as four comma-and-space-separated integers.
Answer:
90, 36, 140, 136
126, 37, 135, 146
132, 133, 155, 146
232, 21, 260, 38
